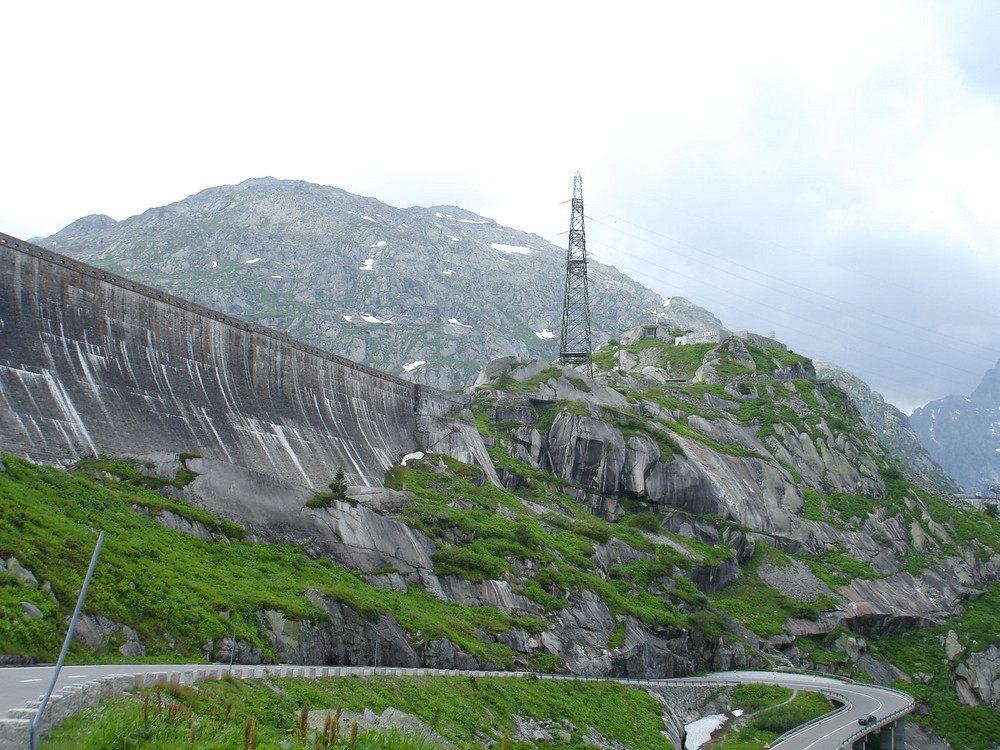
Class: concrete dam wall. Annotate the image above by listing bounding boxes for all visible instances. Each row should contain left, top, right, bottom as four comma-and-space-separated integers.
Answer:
0, 232, 467, 489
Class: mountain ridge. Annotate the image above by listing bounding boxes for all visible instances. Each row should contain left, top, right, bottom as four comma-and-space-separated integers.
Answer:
4, 200, 1000, 746
38, 177, 722, 391
911, 357, 1000, 494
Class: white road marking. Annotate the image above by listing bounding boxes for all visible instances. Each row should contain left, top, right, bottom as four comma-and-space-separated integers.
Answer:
20, 678, 42, 683
797, 693, 884, 750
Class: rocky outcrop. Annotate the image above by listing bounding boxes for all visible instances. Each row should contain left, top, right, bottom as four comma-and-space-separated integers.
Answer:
151, 509, 215, 542
524, 591, 616, 675
257, 589, 420, 668
416, 415, 502, 487
305, 706, 449, 748
547, 414, 626, 497
72, 614, 146, 658
421, 639, 486, 670
306, 502, 437, 583
817, 360, 961, 494
424, 576, 540, 614
159, 457, 439, 582
955, 644, 1000, 707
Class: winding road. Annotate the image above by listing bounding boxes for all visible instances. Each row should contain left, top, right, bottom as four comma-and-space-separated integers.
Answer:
0, 665, 913, 749
670, 671, 913, 749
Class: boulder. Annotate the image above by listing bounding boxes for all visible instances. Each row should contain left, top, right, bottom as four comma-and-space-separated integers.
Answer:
119, 625, 147, 658
546, 413, 626, 496
258, 590, 420, 668
509, 427, 550, 473
944, 629, 967, 662
72, 613, 146, 657
622, 435, 660, 497
960, 644, 1000, 707
377, 707, 448, 746
346, 486, 414, 515
421, 638, 483, 670
154, 509, 215, 541
6, 558, 38, 588
416, 416, 502, 487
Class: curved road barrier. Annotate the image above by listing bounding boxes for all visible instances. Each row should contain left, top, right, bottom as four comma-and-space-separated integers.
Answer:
0, 665, 913, 749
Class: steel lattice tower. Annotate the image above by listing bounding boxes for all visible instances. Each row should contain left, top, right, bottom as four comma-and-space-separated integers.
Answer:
559, 172, 593, 376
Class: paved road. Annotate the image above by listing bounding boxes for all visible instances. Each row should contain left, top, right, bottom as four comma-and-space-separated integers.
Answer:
0, 663, 193, 717
670, 671, 913, 749
0, 665, 912, 749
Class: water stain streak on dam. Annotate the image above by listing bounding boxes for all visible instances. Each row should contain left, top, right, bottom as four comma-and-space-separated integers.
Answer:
0, 232, 466, 488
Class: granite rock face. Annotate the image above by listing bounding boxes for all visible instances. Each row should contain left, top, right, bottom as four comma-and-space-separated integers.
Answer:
817, 359, 961, 493
72, 614, 147, 658
258, 589, 420, 668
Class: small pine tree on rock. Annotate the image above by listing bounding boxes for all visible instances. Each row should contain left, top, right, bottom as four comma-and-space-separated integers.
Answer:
329, 466, 347, 498
496, 366, 513, 391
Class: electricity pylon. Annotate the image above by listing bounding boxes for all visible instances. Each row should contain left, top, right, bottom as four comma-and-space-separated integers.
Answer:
559, 172, 593, 376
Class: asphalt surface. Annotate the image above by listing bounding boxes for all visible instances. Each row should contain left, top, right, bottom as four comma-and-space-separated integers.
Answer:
0, 665, 913, 749
0, 663, 197, 717
672, 671, 913, 749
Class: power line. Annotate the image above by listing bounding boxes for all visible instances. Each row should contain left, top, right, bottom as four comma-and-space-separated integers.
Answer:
575, 207, 997, 377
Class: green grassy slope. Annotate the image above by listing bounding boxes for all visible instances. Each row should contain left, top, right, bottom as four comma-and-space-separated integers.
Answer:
8, 335, 1000, 747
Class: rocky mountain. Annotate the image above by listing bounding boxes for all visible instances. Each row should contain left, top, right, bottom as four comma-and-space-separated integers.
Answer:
815, 360, 961, 494
6, 211, 1000, 746
6, 334, 998, 747
911, 358, 1000, 494
37, 177, 721, 390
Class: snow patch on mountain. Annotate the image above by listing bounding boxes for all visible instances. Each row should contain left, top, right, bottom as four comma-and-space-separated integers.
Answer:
435, 212, 489, 225
491, 243, 533, 256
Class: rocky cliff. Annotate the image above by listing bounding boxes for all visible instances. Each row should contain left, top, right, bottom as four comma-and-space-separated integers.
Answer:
816, 360, 961, 494
132, 340, 1000, 683
911, 357, 1000, 494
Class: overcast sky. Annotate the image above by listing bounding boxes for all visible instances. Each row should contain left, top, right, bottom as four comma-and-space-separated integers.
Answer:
5, 0, 1000, 414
